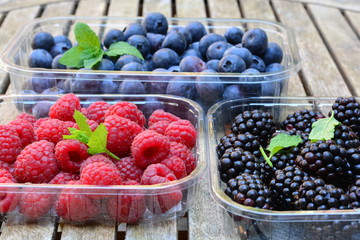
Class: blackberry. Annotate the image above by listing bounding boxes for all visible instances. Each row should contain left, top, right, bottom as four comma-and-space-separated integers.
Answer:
269, 166, 312, 210
217, 133, 261, 158
333, 124, 360, 149
332, 97, 360, 137
295, 178, 350, 210
295, 140, 348, 184
231, 109, 275, 147
218, 147, 262, 182
346, 148, 360, 180
224, 173, 273, 209
348, 179, 360, 208
307, 220, 360, 240
280, 109, 325, 133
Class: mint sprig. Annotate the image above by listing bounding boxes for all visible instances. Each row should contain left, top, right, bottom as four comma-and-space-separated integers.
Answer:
63, 110, 120, 160
59, 22, 143, 69
309, 111, 340, 142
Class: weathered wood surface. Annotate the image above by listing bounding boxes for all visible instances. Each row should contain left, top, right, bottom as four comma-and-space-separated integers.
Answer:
275, 0, 360, 11
59, 222, 116, 240
344, 10, 360, 39
0, 221, 56, 240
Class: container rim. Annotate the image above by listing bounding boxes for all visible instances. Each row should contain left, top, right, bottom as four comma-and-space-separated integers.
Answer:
207, 96, 360, 222
0, 16, 301, 84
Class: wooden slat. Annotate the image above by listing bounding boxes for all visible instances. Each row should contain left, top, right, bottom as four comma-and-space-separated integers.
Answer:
107, 0, 139, 17
207, 0, 241, 19
240, 0, 306, 97
0, 221, 56, 240
176, 0, 206, 18
307, 4, 360, 96
345, 10, 360, 38
0, 0, 75, 13
60, 223, 116, 240
272, 1, 351, 97
142, 0, 172, 18
125, 220, 178, 240
41, 1, 76, 18
275, 0, 360, 12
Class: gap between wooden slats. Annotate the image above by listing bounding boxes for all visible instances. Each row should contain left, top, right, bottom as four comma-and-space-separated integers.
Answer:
274, 0, 360, 12
344, 11, 360, 39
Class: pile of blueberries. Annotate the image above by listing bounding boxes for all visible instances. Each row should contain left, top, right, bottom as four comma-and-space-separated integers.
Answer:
26, 12, 285, 107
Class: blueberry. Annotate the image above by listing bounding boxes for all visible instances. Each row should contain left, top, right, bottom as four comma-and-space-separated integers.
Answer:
206, 59, 220, 71
31, 32, 55, 51
145, 68, 169, 94
92, 59, 115, 71
100, 78, 119, 94
251, 55, 266, 72
242, 68, 260, 74
262, 42, 283, 66
124, 23, 147, 40
180, 48, 203, 61
28, 49, 53, 69
179, 56, 207, 72
265, 63, 284, 72
127, 35, 151, 58
262, 81, 281, 96
29, 76, 57, 93
50, 42, 70, 58
142, 59, 154, 71
138, 97, 165, 118
54, 35, 72, 49
118, 80, 146, 94
199, 33, 226, 58
185, 21, 207, 43
147, 33, 166, 53
169, 26, 192, 47
241, 68, 262, 95
195, 69, 224, 103
188, 41, 200, 51
41, 87, 65, 95
161, 31, 187, 55
224, 46, 253, 68
32, 101, 52, 118
218, 54, 246, 73
17, 90, 37, 113
142, 12, 168, 35
114, 55, 142, 70
166, 77, 196, 99
103, 29, 125, 49
152, 48, 179, 69
51, 54, 66, 69
168, 65, 180, 72
206, 41, 230, 60
224, 27, 244, 45
222, 85, 244, 100
242, 28, 268, 55
70, 68, 101, 93
121, 62, 144, 71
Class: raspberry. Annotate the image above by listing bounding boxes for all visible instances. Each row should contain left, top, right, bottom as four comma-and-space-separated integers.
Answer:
148, 109, 180, 127
19, 188, 56, 218
9, 119, 35, 148
80, 107, 89, 118
104, 101, 145, 127
34, 117, 50, 130
55, 180, 100, 222
141, 164, 182, 214
148, 120, 171, 135
165, 120, 197, 149
14, 140, 60, 183
169, 142, 196, 175
161, 155, 187, 179
106, 180, 146, 223
16, 113, 36, 126
87, 101, 111, 124
131, 130, 171, 169
0, 177, 19, 213
55, 139, 89, 173
80, 155, 114, 173
0, 125, 22, 163
49, 94, 81, 122
104, 115, 142, 158
0, 168, 16, 182
81, 162, 122, 186
35, 119, 73, 144
115, 156, 143, 182
49, 171, 80, 184
0, 162, 14, 175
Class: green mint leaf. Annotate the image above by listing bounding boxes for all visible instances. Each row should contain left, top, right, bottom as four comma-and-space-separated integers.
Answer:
87, 124, 120, 160
105, 41, 144, 60
63, 128, 90, 143
266, 133, 302, 157
75, 22, 101, 49
309, 111, 340, 141
59, 45, 84, 68
73, 110, 92, 135
83, 51, 104, 69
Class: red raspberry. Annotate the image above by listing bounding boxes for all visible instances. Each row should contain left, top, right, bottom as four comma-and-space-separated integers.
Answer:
73, 119, 98, 132
16, 113, 36, 126
35, 119, 72, 144
115, 156, 143, 182
169, 142, 196, 175
107, 180, 146, 223
80, 155, 114, 173
148, 120, 171, 135
0, 177, 19, 213
165, 120, 197, 149
131, 130, 171, 169
0, 125, 22, 163
55, 180, 100, 221
9, 119, 35, 148
161, 155, 187, 179
49, 171, 80, 184
87, 101, 111, 124
148, 109, 180, 127
19, 188, 56, 219
55, 139, 89, 173
105, 101, 145, 127
104, 115, 142, 158
0, 162, 14, 175
0, 168, 16, 182
49, 93, 81, 121
34, 117, 50, 130
80, 107, 89, 118
14, 140, 60, 183
141, 164, 182, 214
81, 161, 122, 186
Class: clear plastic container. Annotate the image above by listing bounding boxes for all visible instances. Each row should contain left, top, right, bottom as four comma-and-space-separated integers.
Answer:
207, 97, 360, 240
0, 17, 300, 109
0, 94, 206, 224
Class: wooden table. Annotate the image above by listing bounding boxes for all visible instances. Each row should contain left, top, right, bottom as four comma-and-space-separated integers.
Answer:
0, 0, 359, 239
